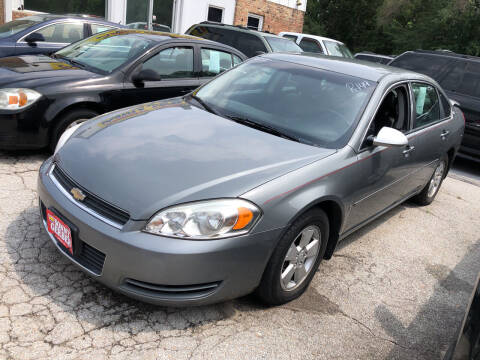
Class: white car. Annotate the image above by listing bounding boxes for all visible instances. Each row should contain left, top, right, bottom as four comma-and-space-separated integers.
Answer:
279, 32, 353, 58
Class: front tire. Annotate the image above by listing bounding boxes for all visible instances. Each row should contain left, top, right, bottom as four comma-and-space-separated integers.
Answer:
256, 209, 329, 306
412, 155, 448, 206
49, 108, 99, 152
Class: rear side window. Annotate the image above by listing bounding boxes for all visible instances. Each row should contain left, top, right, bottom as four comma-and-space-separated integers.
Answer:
200, 48, 235, 77
233, 33, 267, 57
390, 53, 451, 79
91, 24, 115, 34
457, 62, 480, 98
299, 38, 323, 53
412, 83, 440, 128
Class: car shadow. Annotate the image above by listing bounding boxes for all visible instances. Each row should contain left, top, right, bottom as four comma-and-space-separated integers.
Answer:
4, 207, 243, 333
375, 240, 480, 358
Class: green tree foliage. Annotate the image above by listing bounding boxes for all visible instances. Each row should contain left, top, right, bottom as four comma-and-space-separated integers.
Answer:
304, 0, 480, 56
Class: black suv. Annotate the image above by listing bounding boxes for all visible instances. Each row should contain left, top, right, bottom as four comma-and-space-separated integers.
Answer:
390, 50, 480, 161
186, 22, 302, 58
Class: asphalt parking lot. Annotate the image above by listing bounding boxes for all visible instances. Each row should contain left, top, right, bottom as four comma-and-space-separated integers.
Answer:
0, 151, 479, 360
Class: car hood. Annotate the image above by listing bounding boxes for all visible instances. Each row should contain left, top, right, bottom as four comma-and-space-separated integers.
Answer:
55, 99, 336, 220
0, 55, 97, 88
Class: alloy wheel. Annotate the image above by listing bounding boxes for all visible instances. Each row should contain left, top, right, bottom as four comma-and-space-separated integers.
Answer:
427, 160, 446, 198
280, 225, 321, 291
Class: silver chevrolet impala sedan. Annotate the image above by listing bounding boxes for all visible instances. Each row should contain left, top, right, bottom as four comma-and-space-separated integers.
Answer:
38, 53, 464, 306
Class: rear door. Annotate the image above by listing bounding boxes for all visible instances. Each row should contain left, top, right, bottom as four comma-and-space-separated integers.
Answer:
16, 21, 86, 55
404, 82, 448, 191
122, 44, 200, 106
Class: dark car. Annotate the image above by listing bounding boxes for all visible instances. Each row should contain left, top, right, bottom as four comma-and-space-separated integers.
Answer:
445, 274, 480, 360
389, 50, 480, 161
186, 22, 303, 58
355, 52, 393, 64
38, 53, 463, 306
0, 29, 246, 150
0, 14, 123, 58
127, 22, 171, 32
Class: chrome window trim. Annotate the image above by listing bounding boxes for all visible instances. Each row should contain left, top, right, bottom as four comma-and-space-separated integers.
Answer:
17, 19, 84, 45
48, 164, 123, 230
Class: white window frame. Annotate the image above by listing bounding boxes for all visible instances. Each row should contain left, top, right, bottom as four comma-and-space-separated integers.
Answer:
207, 5, 225, 23
247, 13, 264, 31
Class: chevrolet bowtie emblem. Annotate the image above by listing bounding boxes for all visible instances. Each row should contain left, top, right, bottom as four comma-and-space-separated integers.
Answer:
70, 187, 86, 201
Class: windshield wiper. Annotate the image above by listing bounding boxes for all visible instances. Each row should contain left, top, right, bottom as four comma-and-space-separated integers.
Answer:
226, 115, 303, 143
189, 94, 221, 116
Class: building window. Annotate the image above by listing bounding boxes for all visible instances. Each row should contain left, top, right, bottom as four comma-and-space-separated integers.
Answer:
207, 6, 224, 23
247, 14, 263, 31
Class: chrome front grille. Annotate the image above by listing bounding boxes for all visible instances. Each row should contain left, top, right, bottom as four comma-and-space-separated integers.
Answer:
50, 164, 130, 228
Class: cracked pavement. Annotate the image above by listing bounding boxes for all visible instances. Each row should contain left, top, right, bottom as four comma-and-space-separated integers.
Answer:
1, 151, 479, 360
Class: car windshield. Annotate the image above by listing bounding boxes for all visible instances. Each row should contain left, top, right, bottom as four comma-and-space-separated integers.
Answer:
265, 37, 303, 53
0, 16, 44, 39
194, 57, 376, 148
324, 40, 353, 58
54, 31, 152, 74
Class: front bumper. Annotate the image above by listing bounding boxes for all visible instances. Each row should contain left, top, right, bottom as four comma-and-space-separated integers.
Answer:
458, 123, 480, 161
37, 158, 282, 306
0, 99, 51, 150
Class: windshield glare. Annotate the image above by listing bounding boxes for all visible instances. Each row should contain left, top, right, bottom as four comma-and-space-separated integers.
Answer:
55, 32, 152, 73
324, 40, 353, 58
0, 16, 44, 39
195, 58, 376, 148
265, 37, 303, 53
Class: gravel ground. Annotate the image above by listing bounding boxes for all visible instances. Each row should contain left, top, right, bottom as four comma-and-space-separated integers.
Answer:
0, 151, 479, 360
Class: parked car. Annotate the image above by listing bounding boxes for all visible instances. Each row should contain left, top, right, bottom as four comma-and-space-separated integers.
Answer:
38, 53, 464, 307
0, 29, 246, 150
278, 32, 353, 58
355, 52, 393, 64
0, 14, 123, 58
389, 50, 480, 161
444, 274, 480, 360
127, 22, 171, 32
186, 22, 302, 58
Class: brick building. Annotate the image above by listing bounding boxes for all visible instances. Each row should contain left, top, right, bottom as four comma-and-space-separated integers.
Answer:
0, 0, 307, 35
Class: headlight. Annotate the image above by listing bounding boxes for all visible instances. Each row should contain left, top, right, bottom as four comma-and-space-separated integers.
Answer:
54, 122, 82, 155
0, 88, 41, 110
144, 199, 261, 239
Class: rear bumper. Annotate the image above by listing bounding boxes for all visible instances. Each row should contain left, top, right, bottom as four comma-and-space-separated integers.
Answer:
0, 100, 50, 150
38, 158, 282, 306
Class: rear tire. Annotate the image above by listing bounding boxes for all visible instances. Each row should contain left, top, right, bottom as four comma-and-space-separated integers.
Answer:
256, 209, 329, 306
49, 108, 99, 152
412, 155, 448, 206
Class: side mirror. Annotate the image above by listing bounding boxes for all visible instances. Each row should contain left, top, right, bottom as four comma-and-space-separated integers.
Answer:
372, 127, 408, 147
132, 69, 161, 85
24, 32, 45, 44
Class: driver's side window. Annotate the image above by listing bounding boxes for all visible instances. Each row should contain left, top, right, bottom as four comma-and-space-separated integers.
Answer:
139, 47, 194, 79
363, 85, 409, 147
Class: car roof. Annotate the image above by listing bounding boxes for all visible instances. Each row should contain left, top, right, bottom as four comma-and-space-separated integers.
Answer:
21, 14, 120, 26
399, 50, 480, 62
94, 29, 246, 57
355, 52, 393, 59
260, 52, 426, 82
192, 22, 284, 38
279, 32, 345, 44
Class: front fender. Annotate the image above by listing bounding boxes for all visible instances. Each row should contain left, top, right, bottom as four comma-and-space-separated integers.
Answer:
44, 95, 103, 124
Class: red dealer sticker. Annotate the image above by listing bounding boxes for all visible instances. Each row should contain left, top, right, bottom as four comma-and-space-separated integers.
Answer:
46, 209, 73, 254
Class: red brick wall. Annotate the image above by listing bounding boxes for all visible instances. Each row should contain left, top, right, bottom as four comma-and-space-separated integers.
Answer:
0, 0, 4, 25
13, 10, 38, 20
233, 0, 305, 35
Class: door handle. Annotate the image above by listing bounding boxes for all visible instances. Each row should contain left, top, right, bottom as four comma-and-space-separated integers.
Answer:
440, 130, 450, 140
403, 145, 415, 157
